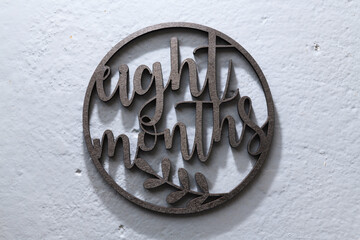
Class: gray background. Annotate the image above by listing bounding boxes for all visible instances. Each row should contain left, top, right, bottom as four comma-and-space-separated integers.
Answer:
0, 0, 359, 239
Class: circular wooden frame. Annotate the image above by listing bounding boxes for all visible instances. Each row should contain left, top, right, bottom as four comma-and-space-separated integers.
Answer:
83, 22, 275, 214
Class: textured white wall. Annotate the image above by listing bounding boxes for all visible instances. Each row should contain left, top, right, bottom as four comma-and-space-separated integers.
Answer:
0, 0, 359, 239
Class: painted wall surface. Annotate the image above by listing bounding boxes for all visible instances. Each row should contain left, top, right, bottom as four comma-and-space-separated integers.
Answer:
0, 0, 359, 239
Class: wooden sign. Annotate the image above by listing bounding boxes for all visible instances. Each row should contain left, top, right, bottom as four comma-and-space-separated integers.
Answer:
83, 23, 275, 214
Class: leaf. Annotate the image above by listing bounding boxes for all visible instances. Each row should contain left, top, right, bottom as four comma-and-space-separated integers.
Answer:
195, 172, 209, 193
187, 194, 209, 208
143, 178, 164, 189
161, 158, 171, 181
178, 168, 190, 190
134, 158, 156, 175
166, 190, 187, 204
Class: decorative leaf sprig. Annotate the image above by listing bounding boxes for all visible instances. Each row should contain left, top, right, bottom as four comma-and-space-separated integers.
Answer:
143, 158, 171, 189
166, 168, 190, 204
134, 157, 215, 206
187, 172, 210, 208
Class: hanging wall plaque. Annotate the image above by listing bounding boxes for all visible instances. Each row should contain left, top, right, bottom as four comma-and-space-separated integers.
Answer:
83, 22, 274, 214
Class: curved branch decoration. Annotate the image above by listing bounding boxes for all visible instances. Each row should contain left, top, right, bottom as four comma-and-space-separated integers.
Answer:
134, 158, 221, 206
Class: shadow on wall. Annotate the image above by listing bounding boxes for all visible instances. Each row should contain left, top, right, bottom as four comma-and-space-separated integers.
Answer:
82, 107, 281, 239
